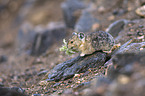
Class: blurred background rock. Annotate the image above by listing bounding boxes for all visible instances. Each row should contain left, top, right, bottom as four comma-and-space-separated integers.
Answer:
0, 0, 66, 55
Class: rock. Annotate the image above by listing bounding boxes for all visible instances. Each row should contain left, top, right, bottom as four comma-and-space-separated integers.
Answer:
114, 19, 145, 44
106, 38, 145, 79
0, 87, 27, 96
61, 0, 86, 28
106, 19, 128, 37
107, 74, 145, 96
70, 49, 145, 96
31, 22, 66, 56
32, 58, 43, 65
106, 50, 145, 96
63, 89, 73, 95
94, 0, 122, 12
91, 76, 111, 87
0, 78, 4, 87
104, 59, 113, 68
48, 52, 106, 81
114, 41, 145, 55
112, 9, 127, 16
108, 42, 145, 78
0, 82, 4, 87
16, 22, 36, 54
17, 22, 66, 56
113, 50, 145, 69
75, 10, 99, 32
53, 83, 61, 88
32, 94, 43, 96
76, 76, 110, 96
0, 55, 7, 63
135, 5, 145, 17
37, 70, 48, 76
11, 87, 25, 95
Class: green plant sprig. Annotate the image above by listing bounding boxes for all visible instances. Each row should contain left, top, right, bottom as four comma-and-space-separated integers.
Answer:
59, 39, 76, 55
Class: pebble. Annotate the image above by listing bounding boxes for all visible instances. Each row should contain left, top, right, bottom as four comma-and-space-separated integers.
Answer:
32, 94, 43, 96
108, 15, 115, 21
39, 80, 48, 86
0, 55, 8, 63
117, 75, 130, 84
53, 83, 61, 88
0, 82, 4, 87
135, 5, 145, 17
37, 70, 48, 76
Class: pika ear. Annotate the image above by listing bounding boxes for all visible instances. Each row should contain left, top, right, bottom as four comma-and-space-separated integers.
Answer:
78, 32, 85, 40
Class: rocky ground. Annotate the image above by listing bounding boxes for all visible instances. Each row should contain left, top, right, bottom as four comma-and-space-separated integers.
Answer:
0, 0, 145, 96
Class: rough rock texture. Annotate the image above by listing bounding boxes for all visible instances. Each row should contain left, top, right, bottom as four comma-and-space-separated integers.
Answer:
48, 52, 106, 81
115, 19, 145, 44
106, 51, 145, 96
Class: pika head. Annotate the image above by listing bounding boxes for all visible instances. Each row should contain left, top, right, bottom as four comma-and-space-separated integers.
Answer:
67, 32, 85, 52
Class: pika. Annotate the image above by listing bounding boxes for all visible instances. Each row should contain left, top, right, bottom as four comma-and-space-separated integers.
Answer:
67, 31, 115, 56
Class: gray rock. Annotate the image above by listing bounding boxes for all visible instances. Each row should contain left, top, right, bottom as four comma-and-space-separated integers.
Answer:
113, 50, 145, 68
0, 87, 27, 96
91, 76, 111, 87
53, 83, 61, 88
48, 52, 106, 81
106, 40, 145, 79
37, 70, 48, 76
0, 55, 7, 63
114, 41, 145, 55
31, 22, 66, 56
0, 77, 4, 87
32, 94, 42, 96
114, 19, 145, 44
75, 10, 99, 32
0, 83, 4, 87
107, 41, 145, 79
17, 22, 66, 56
78, 76, 110, 96
106, 50, 145, 96
112, 9, 127, 16
73, 81, 91, 91
94, 0, 122, 12
17, 22, 36, 54
106, 19, 128, 37
61, 0, 86, 28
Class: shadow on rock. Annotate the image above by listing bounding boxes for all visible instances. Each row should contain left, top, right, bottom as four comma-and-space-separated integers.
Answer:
0, 87, 27, 96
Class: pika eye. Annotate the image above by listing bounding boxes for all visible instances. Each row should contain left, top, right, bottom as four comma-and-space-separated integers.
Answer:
71, 41, 73, 44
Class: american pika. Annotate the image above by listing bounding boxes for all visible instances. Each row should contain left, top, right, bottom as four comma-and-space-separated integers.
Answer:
67, 31, 115, 56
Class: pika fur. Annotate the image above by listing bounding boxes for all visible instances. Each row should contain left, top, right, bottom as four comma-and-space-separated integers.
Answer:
67, 31, 115, 56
